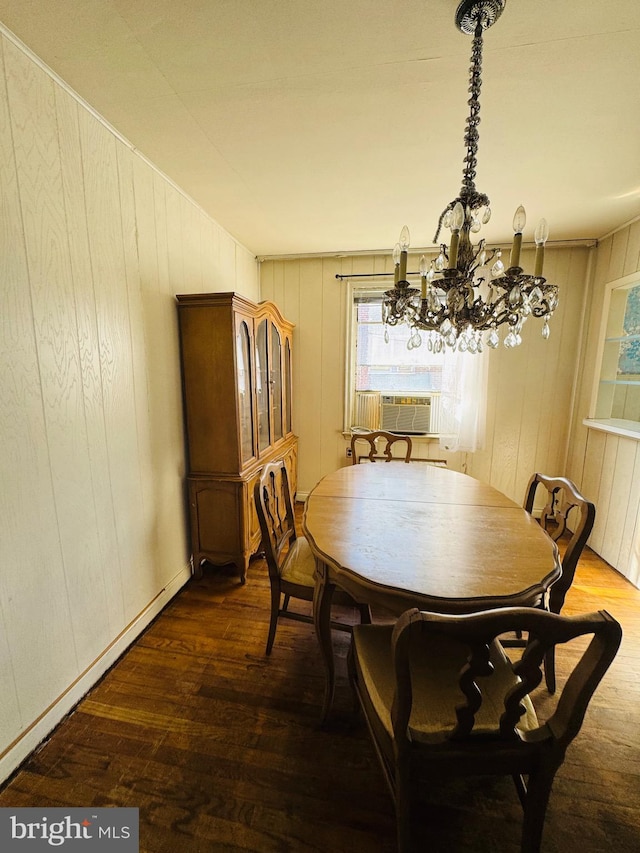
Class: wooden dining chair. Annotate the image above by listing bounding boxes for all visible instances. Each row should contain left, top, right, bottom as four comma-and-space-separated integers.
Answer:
255, 459, 371, 655
505, 473, 596, 692
349, 606, 621, 853
350, 430, 412, 464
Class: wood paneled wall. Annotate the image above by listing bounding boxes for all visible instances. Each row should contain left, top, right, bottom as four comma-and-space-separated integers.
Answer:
0, 29, 258, 781
470, 245, 590, 502
260, 243, 590, 506
567, 219, 640, 585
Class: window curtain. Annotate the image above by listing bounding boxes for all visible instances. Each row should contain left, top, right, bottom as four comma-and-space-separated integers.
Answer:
438, 348, 488, 453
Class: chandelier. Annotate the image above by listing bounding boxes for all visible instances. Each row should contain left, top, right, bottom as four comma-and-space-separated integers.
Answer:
383, 0, 559, 353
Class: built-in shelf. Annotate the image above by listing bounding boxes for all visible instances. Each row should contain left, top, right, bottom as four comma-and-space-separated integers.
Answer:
590, 274, 640, 426
605, 333, 640, 343
583, 418, 640, 440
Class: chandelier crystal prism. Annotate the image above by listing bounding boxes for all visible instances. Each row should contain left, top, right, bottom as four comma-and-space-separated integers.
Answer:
383, 0, 559, 353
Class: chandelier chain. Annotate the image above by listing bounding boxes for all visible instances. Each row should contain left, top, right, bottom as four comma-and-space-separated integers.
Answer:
461, 19, 484, 199
433, 16, 489, 245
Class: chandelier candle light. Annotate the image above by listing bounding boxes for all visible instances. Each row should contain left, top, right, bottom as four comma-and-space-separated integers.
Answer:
383, 0, 558, 353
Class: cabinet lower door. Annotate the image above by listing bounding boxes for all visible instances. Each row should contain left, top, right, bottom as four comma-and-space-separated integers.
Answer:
187, 437, 298, 585
188, 478, 261, 584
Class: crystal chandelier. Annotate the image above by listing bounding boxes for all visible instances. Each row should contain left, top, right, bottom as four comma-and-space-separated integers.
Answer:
383, 0, 559, 353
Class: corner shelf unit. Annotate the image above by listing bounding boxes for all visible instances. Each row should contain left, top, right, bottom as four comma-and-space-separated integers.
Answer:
593, 277, 640, 426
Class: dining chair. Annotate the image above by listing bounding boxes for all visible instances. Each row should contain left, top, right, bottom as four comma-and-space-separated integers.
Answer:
255, 459, 371, 655
349, 606, 621, 853
350, 430, 412, 464
505, 473, 596, 692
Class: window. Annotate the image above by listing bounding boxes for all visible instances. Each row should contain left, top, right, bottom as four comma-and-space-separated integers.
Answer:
589, 274, 640, 436
344, 282, 488, 451
346, 290, 444, 434
354, 298, 443, 394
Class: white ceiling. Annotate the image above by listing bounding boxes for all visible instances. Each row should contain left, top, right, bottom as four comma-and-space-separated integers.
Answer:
1, 0, 639, 257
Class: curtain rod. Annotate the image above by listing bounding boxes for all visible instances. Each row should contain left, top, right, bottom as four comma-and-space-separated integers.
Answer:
336, 272, 421, 280
336, 272, 404, 280
259, 238, 596, 262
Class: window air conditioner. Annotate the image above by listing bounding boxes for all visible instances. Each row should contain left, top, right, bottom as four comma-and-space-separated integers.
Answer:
380, 394, 440, 435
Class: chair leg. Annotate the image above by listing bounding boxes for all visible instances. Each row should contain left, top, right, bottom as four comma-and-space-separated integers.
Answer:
265, 585, 281, 656
282, 593, 291, 612
346, 643, 361, 717
520, 763, 556, 853
544, 647, 556, 694
512, 773, 527, 807
395, 769, 413, 853
360, 603, 372, 624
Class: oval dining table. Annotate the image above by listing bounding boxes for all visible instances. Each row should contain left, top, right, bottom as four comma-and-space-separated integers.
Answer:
302, 462, 561, 722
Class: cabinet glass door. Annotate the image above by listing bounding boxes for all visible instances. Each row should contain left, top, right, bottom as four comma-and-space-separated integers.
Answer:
256, 318, 270, 452
236, 320, 255, 463
271, 323, 283, 441
285, 338, 292, 435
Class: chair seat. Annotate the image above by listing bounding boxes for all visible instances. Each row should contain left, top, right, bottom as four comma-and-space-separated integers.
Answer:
353, 624, 538, 745
280, 536, 316, 588
281, 537, 365, 609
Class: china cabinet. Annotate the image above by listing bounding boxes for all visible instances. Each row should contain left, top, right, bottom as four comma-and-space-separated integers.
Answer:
176, 292, 297, 582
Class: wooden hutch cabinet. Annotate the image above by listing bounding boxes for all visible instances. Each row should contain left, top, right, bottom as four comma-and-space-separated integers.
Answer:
176, 292, 297, 583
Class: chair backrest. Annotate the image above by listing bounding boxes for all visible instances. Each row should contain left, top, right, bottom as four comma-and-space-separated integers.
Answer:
390, 607, 621, 757
350, 430, 412, 464
254, 459, 297, 580
524, 473, 596, 614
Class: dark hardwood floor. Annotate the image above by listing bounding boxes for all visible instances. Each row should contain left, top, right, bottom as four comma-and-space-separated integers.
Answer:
1, 508, 639, 852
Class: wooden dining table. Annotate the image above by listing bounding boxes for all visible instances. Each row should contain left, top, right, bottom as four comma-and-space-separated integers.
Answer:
302, 462, 561, 722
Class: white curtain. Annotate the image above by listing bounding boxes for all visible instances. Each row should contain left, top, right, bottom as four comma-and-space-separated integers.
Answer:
438, 348, 488, 453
